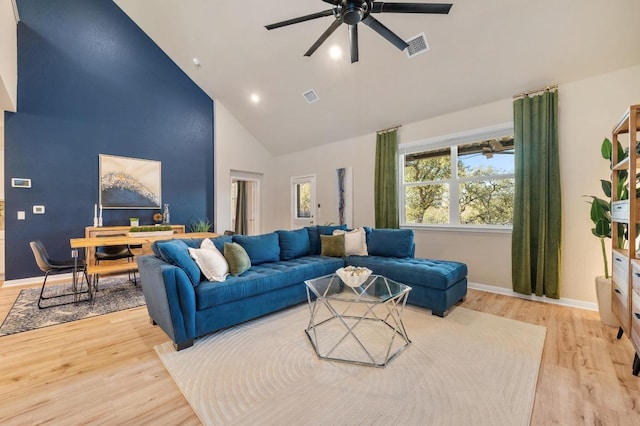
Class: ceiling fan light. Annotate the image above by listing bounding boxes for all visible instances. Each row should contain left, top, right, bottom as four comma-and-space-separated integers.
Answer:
329, 45, 343, 59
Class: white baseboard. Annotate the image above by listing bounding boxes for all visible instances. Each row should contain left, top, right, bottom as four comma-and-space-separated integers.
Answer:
2, 276, 598, 311
2, 273, 75, 288
468, 281, 598, 312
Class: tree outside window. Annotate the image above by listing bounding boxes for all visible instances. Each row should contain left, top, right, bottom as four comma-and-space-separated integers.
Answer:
402, 136, 514, 227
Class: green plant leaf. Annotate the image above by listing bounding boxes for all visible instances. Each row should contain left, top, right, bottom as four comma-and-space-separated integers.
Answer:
600, 180, 612, 198
593, 218, 611, 238
601, 137, 612, 160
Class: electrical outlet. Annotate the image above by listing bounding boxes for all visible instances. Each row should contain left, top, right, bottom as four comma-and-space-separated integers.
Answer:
17, 211, 25, 220
33, 205, 45, 214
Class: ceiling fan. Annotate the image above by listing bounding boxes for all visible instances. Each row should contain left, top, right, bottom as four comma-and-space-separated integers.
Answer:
265, 1, 453, 63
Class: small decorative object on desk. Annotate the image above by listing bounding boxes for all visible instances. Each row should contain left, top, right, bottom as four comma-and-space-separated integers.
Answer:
336, 266, 372, 288
129, 217, 139, 227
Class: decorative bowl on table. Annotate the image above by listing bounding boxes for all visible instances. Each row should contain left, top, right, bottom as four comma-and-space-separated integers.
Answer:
336, 266, 372, 288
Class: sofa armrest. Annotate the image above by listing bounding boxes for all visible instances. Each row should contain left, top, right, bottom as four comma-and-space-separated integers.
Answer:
137, 255, 197, 347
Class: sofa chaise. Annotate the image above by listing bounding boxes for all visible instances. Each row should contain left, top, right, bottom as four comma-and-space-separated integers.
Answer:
137, 226, 467, 350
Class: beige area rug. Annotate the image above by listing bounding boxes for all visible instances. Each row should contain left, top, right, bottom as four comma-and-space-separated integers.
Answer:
155, 305, 546, 426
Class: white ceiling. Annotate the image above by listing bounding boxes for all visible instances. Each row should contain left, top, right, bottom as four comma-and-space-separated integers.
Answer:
113, 0, 640, 156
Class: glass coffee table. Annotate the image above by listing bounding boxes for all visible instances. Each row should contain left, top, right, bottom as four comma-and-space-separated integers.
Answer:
304, 273, 411, 367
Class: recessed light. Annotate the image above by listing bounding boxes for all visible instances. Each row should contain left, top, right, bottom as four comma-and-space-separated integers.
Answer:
329, 45, 342, 60
250, 93, 261, 104
192, 57, 201, 66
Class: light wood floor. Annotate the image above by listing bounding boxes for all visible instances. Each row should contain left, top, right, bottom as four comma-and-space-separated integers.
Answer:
1, 284, 639, 425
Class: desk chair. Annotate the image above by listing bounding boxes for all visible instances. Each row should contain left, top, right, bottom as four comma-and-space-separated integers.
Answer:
30, 240, 90, 309
94, 234, 137, 289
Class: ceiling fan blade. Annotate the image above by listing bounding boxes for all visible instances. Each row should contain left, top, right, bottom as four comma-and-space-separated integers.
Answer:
322, 0, 341, 4
304, 19, 343, 57
265, 9, 334, 30
371, 3, 453, 14
349, 25, 359, 63
362, 15, 408, 51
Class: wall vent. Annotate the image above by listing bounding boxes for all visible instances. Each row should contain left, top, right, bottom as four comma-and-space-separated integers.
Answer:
302, 89, 319, 104
405, 33, 429, 58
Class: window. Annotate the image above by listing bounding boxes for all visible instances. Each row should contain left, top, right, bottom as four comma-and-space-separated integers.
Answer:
291, 175, 316, 226
400, 124, 514, 228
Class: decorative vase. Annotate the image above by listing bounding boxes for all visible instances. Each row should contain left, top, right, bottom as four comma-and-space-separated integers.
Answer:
595, 276, 619, 327
162, 204, 170, 224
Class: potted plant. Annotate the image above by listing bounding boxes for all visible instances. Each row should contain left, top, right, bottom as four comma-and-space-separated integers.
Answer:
129, 217, 139, 227
587, 137, 624, 327
189, 218, 212, 233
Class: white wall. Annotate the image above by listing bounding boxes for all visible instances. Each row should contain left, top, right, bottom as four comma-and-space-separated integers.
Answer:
265, 64, 640, 304
0, 0, 17, 112
214, 101, 274, 234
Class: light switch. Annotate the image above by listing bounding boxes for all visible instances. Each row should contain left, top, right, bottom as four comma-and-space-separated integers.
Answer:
17, 211, 25, 220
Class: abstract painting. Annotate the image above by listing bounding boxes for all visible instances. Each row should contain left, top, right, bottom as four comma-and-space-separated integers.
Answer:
99, 154, 161, 209
337, 167, 353, 227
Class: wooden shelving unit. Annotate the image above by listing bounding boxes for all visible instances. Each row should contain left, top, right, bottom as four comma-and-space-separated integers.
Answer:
610, 104, 640, 376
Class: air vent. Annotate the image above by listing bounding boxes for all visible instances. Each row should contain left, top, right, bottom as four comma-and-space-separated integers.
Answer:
405, 33, 430, 58
302, 89, 319, 104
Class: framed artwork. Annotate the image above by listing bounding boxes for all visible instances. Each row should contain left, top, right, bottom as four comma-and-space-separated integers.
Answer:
99, 154, 161, 209
337, 167, 353, 227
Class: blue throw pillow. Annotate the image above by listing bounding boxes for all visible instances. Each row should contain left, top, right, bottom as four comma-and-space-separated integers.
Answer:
210, 235, 233, 252
317, 224, 348, 235
306, 226, 320, 255
367, 229, 415, 258
233, 233, 280, 265
156, 240, 202, 286
276, 229, 311, 260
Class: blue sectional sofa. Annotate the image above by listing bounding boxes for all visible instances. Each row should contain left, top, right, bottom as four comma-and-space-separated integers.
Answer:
137, 226, 468, 350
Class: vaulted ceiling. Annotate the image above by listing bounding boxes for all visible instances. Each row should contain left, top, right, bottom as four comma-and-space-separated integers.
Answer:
114, 0, 640, 155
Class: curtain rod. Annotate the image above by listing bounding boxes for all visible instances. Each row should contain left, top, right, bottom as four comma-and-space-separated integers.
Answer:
512, 84, 558, 99
377, 125, 402, 134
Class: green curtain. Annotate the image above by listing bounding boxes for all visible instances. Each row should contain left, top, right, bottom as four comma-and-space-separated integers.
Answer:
234, 181, 248, 235
374, 129, 399, 229
512, 90, 561, 298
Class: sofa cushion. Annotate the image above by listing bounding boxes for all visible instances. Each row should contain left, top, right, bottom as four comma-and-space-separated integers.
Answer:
345, 256, 467, 290
306, 225, 348, 254
318, 224, 348, 235
320, 234, 345, 257
210, 235, 233, 252
232, 233, 280, 265
223, 242, 251, 276
305, 226, 321, 255
333, 227, 368, 256
156, 240, 202, 286
276, 228, 311, 260
367, 229, 414, 258
194, 255, 345, 310
188, 239, 229, 282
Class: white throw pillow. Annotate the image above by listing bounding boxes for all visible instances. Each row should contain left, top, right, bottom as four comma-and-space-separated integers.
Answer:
188, 239, 229, 282
333, 228, 368, 256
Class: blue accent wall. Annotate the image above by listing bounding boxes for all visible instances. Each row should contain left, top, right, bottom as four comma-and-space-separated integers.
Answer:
4, 0, 215, 279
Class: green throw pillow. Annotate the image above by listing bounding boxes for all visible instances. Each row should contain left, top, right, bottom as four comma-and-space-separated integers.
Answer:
320, 234, 345, 257
223, 242, 251, 276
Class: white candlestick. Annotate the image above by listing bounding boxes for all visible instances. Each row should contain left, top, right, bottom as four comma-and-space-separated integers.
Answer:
99, 204, 103, 219
94, 204, 97, 217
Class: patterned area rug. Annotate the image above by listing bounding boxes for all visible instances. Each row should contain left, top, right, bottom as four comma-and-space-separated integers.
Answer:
156, 305, 547, 426
0, 276, 145, 336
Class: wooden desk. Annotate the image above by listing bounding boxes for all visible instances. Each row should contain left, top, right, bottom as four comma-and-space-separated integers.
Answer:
84, 225, 186, 260
70, 231, 219, 276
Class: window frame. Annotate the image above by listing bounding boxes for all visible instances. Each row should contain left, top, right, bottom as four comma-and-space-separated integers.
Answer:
399, 123, 515, 232
290, 174, 316, 227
